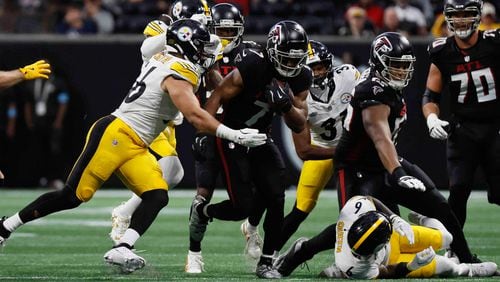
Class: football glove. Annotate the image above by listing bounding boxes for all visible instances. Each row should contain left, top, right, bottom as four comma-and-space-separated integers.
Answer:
390, 167, 426, 192
265, 78, 292, 113
216, 125, 267, 147
192, 133, 209, 161
426, 113, 449, 140
389, 215, 415, 245
407, 247, 435, 271
19, 60, 51, 80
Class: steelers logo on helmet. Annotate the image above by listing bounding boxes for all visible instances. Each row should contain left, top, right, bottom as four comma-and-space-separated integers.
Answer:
347, 211, 392, 257
177, 26, 193, 42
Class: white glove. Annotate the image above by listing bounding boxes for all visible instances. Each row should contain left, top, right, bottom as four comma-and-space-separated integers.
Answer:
390, 215, 415, 245
407, 247, 436, 271
398, 176, 426, 192
426, 113, 449, 140
216, 124, 267, 147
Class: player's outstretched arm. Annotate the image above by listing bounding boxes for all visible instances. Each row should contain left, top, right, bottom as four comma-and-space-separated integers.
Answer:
282, 88, 307, 133
0, 60, 51, 91
292, 122, 334, 160
205, 68, 243, 116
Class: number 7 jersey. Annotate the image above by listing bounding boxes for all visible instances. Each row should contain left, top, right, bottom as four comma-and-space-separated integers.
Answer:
429, 29, 500, 120
112, 52, 201, 145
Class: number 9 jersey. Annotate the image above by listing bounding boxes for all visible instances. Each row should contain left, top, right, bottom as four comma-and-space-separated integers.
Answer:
113, 52, 201, 145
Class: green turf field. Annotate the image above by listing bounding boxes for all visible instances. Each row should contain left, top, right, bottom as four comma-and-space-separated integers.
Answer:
0, 189, 498, 281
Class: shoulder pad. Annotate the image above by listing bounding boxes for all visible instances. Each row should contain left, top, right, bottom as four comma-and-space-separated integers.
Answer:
427, 37, 448, 55
482, 29, 500, 44
170, 60, 200, 87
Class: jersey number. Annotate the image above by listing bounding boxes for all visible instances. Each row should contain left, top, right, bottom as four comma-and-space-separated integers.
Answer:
451, 68, 497, 103
244, 100, 270, 126
320, 118, 337, 141
124, 66, 157, 103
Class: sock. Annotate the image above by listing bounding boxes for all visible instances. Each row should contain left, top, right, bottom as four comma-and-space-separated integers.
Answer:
188, 250, 201, 256
278, 206, 308, 251
189, 238, 201, 252
3, 213, 23, 232
119, 228, 140, 247
259, 254, 273, 265
246, 220, 258, 233
116, 194, 142, 218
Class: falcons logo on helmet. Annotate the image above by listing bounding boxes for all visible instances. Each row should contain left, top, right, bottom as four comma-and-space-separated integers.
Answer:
269, 25, 282, 44
373, 36, 393, 54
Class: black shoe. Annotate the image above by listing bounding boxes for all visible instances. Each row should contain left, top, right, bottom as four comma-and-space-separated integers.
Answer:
471, 254, 482, 263
275, 237, 308, 277
256, 262, 282, 279
0, 217, 11, 246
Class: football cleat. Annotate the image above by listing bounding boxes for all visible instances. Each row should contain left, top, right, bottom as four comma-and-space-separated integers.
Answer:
189, 195, 210, 242
256, 262, 282, 279
240, 219, 263, 260
275, 237, 308, 277
103, 246, 146, 274
467, 262, 498, 277
444, 249, 460, 264
185, 250, 205, 273
319, 262, 343, 278
0, 217, 11, 247
109, 204, 131, 245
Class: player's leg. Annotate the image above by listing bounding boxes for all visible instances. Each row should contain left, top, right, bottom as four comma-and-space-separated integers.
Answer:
0, 116, 122, 245
407, 212, 453, 250
483, 126, 500, 205
278, 159, 333, 251
250, 143, 286, 278
241, 202, 264, 260
447, 125, 479, 227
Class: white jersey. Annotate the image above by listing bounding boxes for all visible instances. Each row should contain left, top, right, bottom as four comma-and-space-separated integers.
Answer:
307, 64, 359, 148
335, 196, 390, 279
112, 51, 200, 145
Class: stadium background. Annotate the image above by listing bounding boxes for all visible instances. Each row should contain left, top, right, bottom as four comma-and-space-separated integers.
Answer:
0, 35, 466, 190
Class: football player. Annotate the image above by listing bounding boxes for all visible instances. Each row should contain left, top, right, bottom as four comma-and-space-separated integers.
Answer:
186, 3, 264, 273
422, 0, 500, 230
109, 0, 214, 246
192, 20, 310, 279
240, 40, 360, 255
276, 196, 498, 278
0, 19, 266, 273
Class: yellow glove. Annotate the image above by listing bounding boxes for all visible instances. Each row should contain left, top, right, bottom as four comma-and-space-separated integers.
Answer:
19, 60, 51, 80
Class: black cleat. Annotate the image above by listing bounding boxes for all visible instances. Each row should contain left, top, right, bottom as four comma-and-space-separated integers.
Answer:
0, 217, 11, 246
275, 237, 308, 277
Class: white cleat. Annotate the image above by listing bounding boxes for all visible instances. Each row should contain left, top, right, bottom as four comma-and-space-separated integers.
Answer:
467, 262, 498, 277
104, 246, 146, 274
241, 220, 263, 260
109, 205, 131, 245
319, 262, 343, 278
185, 250, 205, 273
444, 249, 460, 264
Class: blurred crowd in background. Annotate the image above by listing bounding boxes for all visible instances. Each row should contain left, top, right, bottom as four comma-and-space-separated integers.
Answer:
0, 0, 498, 37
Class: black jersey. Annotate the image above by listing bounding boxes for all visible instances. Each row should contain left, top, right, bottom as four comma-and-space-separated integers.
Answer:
334, 69, 407, 171
221, 48, 312, 133
429, 29, 500, 120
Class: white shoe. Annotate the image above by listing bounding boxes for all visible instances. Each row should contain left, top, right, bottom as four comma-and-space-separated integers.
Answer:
444, 249, 460, 264
109, 205, 131, 245
104, 246, 146, 273
319, 263, 343, 278
185, 250, 205, 273
467, 262, 498, 277
241, 220, 263, 260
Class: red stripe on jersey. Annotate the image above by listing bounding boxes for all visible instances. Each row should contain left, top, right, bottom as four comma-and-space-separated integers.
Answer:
339, 169, 346, 208
216, 137, 236, 203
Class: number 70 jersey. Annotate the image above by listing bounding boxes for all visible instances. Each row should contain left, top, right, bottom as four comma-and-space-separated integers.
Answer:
112, 52, 201, 145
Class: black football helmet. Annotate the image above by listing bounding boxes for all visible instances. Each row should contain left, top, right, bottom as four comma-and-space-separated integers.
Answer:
306, 40, 334, 87
211, 3, 244, 54
266, 20, 308, 77
170, 0, 212, 26
167, 19, 215, 70
369, 32, 415, 90
444, 0, 482, 39
348, 211, 393, 257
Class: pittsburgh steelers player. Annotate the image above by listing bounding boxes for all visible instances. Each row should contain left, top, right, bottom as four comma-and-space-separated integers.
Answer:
0, 19, 266, 273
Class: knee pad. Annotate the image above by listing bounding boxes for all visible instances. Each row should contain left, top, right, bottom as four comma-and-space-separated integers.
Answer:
158, 156, 184, 188
141, 189, 169, 209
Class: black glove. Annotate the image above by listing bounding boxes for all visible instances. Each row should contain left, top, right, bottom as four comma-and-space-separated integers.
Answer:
192, 133, 209, 161
158, 14, 173, 26
265, 78, 292, 113
389, 166, 426, 192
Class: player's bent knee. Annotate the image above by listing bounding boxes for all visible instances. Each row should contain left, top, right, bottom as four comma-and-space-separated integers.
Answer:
159, 156, 184, 188
441, 229, 453, 249
61, 186, 83, 209
141, 189, 169, 209
75, 186, 97, 202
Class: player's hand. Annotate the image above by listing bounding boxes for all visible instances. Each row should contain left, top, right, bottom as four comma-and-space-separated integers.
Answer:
216, 124, 267, 147
407, 247, 435, 271
426, 113, 449, 140
265, 78, 292, 113
19, 60, 51, 80
390, 215, 415, 245
390, 167, 426, 192
192, 133, 209, 161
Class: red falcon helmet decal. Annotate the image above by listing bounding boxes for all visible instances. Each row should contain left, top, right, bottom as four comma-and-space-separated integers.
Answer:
373, 36, 393, 54
269, 25, 282, 44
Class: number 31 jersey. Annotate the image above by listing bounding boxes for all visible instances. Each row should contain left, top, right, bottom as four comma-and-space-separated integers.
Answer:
307, 64, 359, 148
113, 52, 200, 145
429, 29, 500, 120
